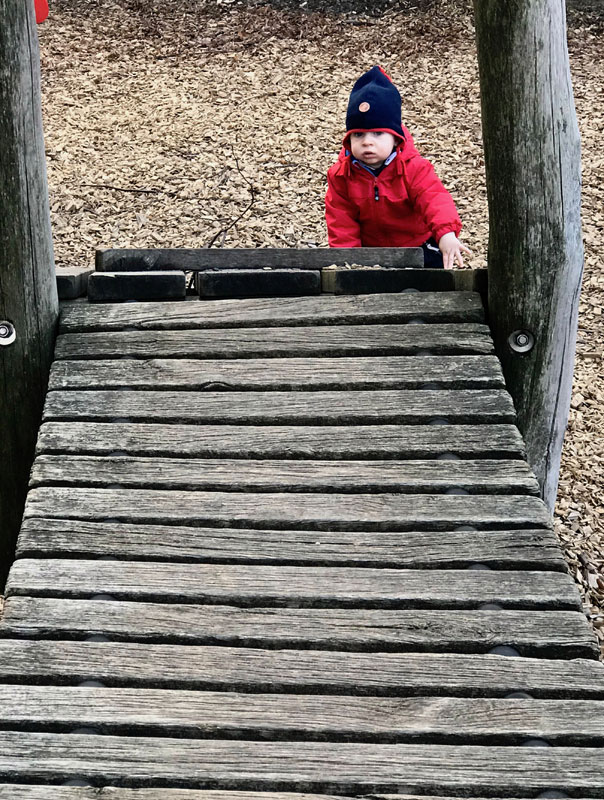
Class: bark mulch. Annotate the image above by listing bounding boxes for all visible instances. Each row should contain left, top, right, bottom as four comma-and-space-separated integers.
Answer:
37, 0, 604, 653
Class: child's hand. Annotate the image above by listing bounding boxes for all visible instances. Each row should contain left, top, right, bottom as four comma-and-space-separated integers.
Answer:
438, 232, 472, 269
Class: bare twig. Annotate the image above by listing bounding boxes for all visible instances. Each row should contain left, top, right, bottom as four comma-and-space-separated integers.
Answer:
83, 183, 178, 197
205, 149, 257, 248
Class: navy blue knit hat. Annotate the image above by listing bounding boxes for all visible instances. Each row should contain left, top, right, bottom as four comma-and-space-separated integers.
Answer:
345, 66, 404, 142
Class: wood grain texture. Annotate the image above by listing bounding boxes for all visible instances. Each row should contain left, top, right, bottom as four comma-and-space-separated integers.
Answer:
42, 389, 517, 425
29, 456, 540, 495
0, 0, 59, 584
0, 733, 603, 793
3, 597, 596, 657
0, 793, 591, 800
1, 685, 603, 744
35, 422, 526, 460
22, 487, 550, 531
474, 2, 583, 510
53, 324, 494, 360
0, 640, 601, 697
48, 355, 505, 391
5, 558, 577, 609
15, 518, 566, 570
95, 246, 424, 271
0, 792, 593, 800
59, 292, 485, 333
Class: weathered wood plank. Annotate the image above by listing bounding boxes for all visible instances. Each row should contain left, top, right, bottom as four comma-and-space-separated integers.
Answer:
2, 598, 596, 657
5, 559, 578, 610
1, 640, 601, 697
1, 685, 603, 744
0, 783, 586, 800
95, 246, 424, 271
0, 792, 593, 800
59, 292, 484, 333
1, 733, 604, 793
16, 518, 566, 570
35, 423, 526, 460
42, 389, 517, 425
29, 456, 540, 495
22, 487, 550, 531
53, 324, 495, 360
0, 792, 566, 800
48, 355, 505, 391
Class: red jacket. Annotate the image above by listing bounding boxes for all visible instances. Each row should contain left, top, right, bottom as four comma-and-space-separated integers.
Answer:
325, 127, 462, 247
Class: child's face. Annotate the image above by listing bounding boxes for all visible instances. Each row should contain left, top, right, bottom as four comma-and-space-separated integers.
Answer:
349, 131, 398, 167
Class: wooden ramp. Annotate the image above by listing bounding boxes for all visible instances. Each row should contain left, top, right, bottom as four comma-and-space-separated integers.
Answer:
1, 290, 604, 798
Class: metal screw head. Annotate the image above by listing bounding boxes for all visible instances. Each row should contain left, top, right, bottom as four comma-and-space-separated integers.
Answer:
508, 329, 534, 353
0, 321, 16, 346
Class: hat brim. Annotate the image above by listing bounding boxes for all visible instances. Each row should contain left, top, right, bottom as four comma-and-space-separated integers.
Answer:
343, 127, 404, 146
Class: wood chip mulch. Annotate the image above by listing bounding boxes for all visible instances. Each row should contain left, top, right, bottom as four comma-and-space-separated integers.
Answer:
37, 0, 604, 654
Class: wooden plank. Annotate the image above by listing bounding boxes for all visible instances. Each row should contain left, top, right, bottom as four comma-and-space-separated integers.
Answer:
1, 640, 601, 697
5, 559, 579, 610
53, 324, 495, 360
29, 456, 540, 495
0, 733, 604, 793
1, 685, 603, 744
35, 423, 526, 460
95, 246, 424, 271
0, 792, 566, 800
22, 487, 550, 532
2, 598, 597, 658
0, 792, 593, 800
16, 519, 566, 571
47, 355, 505, 391
42, 389, 517, 425
59, 292, 485, 333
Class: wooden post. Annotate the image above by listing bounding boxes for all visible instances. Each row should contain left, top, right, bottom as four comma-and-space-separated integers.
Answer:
473, 0, 583, 511
0, 0, 58, 584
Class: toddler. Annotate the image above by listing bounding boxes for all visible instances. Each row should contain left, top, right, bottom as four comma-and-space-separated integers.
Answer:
325, 66, 470, 269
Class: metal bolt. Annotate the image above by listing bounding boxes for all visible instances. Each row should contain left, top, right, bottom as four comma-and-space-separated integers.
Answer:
0, 321, 16, 346
508, 329, 535, 354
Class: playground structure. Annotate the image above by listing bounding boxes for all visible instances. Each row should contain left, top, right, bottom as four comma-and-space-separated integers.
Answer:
1, 271, 604, 793
0, 0, 600, 793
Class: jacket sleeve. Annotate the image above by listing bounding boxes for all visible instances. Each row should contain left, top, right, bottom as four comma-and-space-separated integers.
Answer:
404, 156, 462, 243
325, 171, 362, 247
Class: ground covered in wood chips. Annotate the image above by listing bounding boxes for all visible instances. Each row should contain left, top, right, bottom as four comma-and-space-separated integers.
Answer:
38, 0, 604, 653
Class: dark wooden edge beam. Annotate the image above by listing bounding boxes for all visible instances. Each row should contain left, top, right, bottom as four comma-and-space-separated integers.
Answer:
96, 247, 424, 271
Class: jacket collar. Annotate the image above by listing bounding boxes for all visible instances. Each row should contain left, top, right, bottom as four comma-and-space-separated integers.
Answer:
334, 146, 404, 178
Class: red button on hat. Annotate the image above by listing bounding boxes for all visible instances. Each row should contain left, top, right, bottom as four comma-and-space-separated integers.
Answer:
359, 102, 370, 112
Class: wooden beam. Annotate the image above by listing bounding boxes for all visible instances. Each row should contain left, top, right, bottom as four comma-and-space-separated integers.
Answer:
0, 0, 58, 584
95, 247, 424, 271
473, 0, 583, 509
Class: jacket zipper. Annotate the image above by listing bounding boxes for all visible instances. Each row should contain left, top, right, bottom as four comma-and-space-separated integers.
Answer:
374, 183, 379, 201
